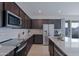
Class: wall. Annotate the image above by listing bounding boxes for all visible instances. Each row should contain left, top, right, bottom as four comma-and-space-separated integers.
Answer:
31, 19, 61, 29
0, 28, 29, 42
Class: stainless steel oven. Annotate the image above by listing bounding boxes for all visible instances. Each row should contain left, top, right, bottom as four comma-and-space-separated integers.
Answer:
15, 42, 27, 56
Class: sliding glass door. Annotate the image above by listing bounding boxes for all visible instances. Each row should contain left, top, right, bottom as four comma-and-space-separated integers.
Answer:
71, 22, 79, 38
65, 21, 79, 39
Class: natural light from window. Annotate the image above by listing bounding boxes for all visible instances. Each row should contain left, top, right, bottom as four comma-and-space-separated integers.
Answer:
71, 23, 79, 28
65, 23, 68, 28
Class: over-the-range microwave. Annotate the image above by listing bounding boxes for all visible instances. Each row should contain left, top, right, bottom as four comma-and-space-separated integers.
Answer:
2, 10, 22, 28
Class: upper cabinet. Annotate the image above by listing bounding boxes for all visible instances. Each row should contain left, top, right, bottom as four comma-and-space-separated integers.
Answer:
31, 19, 61, 29
31, 19, 43, 29
19, 10, 26, 28
48, 19, 61, 29
25, 16, 32, 29
4, 2, 20, 16
3, 2, 31, 29
1, 2, 61, 29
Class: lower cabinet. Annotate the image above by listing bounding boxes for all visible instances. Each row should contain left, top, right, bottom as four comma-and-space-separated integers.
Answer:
26, 36, 33, 55
49, 39, 54, 56
6, 35, 43, 56
54, 46, 65, 56
33, 35, 43, 44
16, 44, 27, 56
15, 36, 33, 56
49, 39, 67, 56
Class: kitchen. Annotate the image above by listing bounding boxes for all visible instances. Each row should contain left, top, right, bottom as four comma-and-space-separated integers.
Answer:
0, 2, 79, 56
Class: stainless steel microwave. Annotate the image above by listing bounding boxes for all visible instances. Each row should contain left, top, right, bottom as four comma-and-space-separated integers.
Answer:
3, 10, 22, 28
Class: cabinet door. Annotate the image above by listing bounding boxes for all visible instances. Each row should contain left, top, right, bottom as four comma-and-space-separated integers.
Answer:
27, 19, 32, 29
20, 10, 26, 28
48, 19, 61, 29
25, 15, 31, 29
33, 35, 43, 44
16, 45, 26, 56
26, 36, 33, 55
54, 45, 67, 56
32, 20, 38, 29
49, 39, 54, 56
4, 2, 20, 16
32, 20, 43, 29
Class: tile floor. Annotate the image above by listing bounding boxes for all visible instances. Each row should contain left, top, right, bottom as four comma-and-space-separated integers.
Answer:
27, 44, 50, 56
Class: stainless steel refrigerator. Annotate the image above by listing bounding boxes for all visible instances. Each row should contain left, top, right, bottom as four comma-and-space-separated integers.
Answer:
43, 24, 54, 46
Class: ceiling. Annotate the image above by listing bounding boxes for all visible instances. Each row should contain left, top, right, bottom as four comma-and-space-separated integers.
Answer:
16, 2, 79, 20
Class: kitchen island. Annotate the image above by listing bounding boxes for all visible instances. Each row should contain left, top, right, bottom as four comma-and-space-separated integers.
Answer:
49, 36, 79, 56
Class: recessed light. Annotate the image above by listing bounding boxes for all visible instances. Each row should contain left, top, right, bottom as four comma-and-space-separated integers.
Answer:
58, 10, 61, 14
38, 10, 42, 14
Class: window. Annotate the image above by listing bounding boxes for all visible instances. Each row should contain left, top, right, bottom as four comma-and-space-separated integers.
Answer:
65, 22, 69, 37
71, 22, 79, 38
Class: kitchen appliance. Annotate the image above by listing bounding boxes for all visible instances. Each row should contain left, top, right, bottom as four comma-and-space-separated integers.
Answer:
3, 10, 22, 28
43, 24, 54, 46
1, 39, 27, 56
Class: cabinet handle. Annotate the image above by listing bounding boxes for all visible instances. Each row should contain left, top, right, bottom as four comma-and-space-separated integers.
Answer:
16, 43, 27, 53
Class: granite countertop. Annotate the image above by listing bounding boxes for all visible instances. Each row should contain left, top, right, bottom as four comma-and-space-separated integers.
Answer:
49, 36, 79, 56
0, 29, 43, 56
0, 45, 16, 56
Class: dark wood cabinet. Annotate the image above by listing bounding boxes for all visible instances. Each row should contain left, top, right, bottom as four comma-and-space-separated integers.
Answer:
4, 2, 20, 16
3, 2, 31, 29
16, 44, 27, 56
31, 19, 61, 29
31, 19, 43, 29
25, 15, 31, 29
33, 35, 43, 44
26, 36, 33, 55
27, 19, 32, 29
19, 10, 26, 28
48, 19, 61, 29
19, 7, 31, 29
15, 36, 33, 56
53, 44, 67, 56
49, 39, 67, 56
49, 39, 54, 56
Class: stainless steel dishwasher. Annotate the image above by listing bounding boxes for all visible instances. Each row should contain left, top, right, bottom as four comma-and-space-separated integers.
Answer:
15, 42, 27, 56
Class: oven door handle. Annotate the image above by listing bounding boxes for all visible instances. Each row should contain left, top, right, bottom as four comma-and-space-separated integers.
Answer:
16, 43, 27, 53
